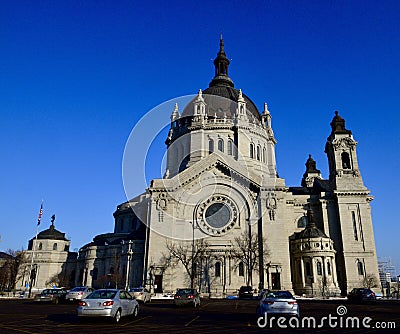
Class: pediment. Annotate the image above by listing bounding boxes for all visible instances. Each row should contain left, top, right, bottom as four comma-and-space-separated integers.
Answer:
150, 152, 262, 193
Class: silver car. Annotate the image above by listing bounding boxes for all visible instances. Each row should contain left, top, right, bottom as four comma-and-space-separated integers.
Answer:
77, 289, 139, 323
129, 287, 151, 303
66, 286, 94, 302
256, 290, 299, 317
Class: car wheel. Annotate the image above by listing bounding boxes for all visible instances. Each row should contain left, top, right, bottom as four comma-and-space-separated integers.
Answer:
132, 306, 138, 318
114, 309, 122, 323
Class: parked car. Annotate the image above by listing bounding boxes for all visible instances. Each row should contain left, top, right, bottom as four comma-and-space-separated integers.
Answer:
256, 290, 299, 317
173, 288, 201, 307
33, 288, 68, 304
238, 286, 254, 299
77, 289, 139, 323
347, 288, 376, 303
66, 286, 95, 302
129, 287, 151, 303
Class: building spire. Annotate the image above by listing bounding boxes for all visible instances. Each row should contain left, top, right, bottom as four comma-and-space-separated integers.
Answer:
209, 35, 234, 88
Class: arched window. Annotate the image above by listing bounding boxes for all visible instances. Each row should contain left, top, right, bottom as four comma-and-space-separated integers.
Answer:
250, 143, 254, 159
38, 242, 42, 250
218, 139, 224, 152
341, 152, 351, 169
317, 261, 322, 275
209, 139, 214, 153
238, 262, 244, 277
305, 262, 311, 276
357, 261, 364, 275
227, 140, 233, 156
215, 262, 221, 277
53, 243, 57, 251
256, 145, 261, 160
327, 262, 331, 275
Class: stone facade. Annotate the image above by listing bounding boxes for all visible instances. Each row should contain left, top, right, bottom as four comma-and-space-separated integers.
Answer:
24, 39, 379, 297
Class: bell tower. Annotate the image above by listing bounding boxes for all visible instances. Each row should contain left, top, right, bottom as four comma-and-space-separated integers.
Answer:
324, 111, 366, 191
324, 111, 379, 294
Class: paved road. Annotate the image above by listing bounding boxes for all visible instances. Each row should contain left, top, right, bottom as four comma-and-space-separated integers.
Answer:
0, 298, 399, 333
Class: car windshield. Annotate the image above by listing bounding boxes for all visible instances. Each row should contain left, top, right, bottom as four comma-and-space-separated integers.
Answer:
71, 287, 86, 292
176, 289, 195, 295
265, 291, 293, 299
87, 290, 117, 299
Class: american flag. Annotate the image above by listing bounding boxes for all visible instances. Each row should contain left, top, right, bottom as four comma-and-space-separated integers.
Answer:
37, 203, 43, 226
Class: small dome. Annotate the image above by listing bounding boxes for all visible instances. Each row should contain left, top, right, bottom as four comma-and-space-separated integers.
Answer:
294, 226, 328, 240
36, 223, 68, 241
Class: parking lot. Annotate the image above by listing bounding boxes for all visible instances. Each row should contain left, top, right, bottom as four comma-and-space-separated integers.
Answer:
0, 298, 399, 333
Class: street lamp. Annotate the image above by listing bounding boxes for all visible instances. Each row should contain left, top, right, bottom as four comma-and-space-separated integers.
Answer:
125, 240, 133, 290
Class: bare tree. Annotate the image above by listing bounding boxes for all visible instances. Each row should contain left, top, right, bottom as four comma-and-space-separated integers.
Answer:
164, 239, 209, 289
0, 249, 28, 291
362, 273, 379, 289
230, 231, 269, 287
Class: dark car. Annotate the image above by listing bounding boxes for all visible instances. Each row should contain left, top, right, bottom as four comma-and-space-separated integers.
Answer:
347, 288, 376, 303
238, 286, 254, 299
33, 288, 68, 304
173, 288, 201, 307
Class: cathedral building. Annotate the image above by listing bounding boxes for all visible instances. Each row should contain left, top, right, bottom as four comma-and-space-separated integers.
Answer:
74, 38, 379, 297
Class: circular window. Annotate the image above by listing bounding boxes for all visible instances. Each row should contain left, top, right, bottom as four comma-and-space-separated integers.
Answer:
205, 203, 231, 228
196, 195, 238, 235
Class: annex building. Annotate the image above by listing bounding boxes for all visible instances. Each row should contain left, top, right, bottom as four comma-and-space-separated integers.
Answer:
24, 39, 380, 297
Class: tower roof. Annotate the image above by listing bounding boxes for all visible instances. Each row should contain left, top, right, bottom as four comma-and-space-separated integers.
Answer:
330, 111, 352, 135
35, 222, 68, 241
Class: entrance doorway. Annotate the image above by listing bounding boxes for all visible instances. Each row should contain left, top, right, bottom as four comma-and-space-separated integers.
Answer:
271, 273, 281, 290
154, 275, 163, 293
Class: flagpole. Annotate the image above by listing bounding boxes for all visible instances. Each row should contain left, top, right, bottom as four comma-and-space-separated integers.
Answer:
28, 201, 43, 298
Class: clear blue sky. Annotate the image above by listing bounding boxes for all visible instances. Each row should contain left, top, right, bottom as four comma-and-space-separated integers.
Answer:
1, 1, 399, 273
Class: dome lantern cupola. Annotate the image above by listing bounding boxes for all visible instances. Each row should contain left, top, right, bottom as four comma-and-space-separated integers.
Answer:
209, 35, 234, 88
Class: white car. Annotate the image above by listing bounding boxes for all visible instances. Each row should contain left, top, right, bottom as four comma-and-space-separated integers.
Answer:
66, 286, 95, 301
129, 287, 152, 303
77, 289, 139, 323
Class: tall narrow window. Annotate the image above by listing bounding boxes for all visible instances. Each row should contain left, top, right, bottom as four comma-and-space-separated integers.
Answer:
352, 211, 358, 241
53, 243, 57, 251
238, 262, 244, 276
92, 267, 98, 280
263, 147, 266, 163
317, 261, 322, 275
341, 152, 351, 169
38, 242, 42, 250
357, 261, 364, 275
218, 139, 224, 152
327, 262, 331, 275
227, 140, 233, 156
250, 143, 254, 159
209, 139, 214, 153
215, 262, 221, 277
256, 145, 261, 160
